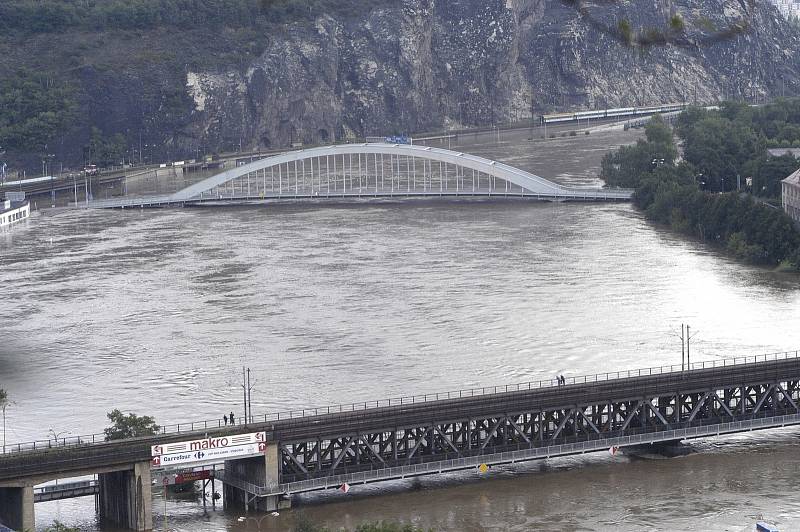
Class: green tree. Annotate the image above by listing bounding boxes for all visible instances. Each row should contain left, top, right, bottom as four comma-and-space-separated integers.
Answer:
0, 69, 77, 153
601, 115, 677, 188
681, 115, 762, 192
612, 98, 800, 268
104, 409, 160, 441
86, 127, 127, 166
742, 154, 799, 198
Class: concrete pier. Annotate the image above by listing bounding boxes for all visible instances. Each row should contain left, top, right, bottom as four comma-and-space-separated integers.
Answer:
223, 444, 290, 513
98, 462, 152, 531
0, 485, 34, 531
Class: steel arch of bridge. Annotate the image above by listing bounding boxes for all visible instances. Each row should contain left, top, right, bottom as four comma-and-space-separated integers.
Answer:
170, 143, 632, 203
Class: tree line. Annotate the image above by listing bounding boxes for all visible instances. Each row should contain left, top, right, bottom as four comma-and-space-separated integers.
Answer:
601, 103, 800, 269
0, 0, 391, 34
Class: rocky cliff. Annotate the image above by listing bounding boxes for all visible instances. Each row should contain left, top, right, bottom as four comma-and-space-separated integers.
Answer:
3, 0, 800, 165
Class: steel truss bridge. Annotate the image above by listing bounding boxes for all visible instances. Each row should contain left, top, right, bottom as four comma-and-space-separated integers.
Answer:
3, 352, 800, 520
88, 144, 632, 208
238, 354, 800, 497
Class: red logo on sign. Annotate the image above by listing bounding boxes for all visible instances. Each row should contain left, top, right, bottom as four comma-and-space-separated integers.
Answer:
258, 442, 267, 452
151, 456, 161, 466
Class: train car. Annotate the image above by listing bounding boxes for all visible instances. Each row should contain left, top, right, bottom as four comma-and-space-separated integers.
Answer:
661, 103, 685, 113
541, 102, 688, 125
634, 105, 664, 116
606, 107, 636, 118
541, 112, 575, 124
574, 109, 607, 120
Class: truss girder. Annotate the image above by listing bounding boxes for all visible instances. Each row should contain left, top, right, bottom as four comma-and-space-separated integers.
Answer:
277, 379, 800, 483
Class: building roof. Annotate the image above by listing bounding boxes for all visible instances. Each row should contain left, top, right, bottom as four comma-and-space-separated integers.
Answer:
783, 167, 800, 186
0, 200, 28, 216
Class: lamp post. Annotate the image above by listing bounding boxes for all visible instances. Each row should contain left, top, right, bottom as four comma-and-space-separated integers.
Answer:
48, 428, 72, 447
0, 389, 8, 454
47, 429, 72, 486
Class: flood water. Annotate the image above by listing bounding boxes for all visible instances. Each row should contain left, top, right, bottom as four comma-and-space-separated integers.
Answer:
2, 128, 800, 531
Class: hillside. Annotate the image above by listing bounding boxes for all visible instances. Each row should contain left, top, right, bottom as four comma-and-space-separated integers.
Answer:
1, 0, 799, 170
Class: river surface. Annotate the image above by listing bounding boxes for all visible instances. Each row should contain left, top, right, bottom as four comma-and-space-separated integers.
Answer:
2, 128, 800, 531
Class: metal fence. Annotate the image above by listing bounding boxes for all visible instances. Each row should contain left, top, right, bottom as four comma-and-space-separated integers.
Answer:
3, 349, 799, 455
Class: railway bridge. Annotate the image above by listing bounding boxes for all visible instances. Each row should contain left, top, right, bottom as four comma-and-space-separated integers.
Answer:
2, 352, 800, 530
87, 143, 633, 209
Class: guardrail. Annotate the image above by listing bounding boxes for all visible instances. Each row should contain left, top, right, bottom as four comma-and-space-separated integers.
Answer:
2, 349, 799, 455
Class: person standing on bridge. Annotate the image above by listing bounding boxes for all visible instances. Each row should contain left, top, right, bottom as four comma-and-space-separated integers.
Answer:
223, 414, 228, 426
230, 411, 235, 425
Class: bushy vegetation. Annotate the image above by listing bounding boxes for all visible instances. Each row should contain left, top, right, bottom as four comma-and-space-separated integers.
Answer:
86, 127, 128, 167
0, 69, 77, 153
601, 106, 800, 269
674, 99, 800, 195
104, 410, 160, 441
0, 0, 390, 35
601, 115, 678, 189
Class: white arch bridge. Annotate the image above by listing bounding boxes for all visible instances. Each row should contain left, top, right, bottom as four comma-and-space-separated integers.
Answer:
90, 144, 633, 208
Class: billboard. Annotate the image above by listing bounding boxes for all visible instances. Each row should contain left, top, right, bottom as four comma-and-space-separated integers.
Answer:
384, 135, 411, 145
151, 431, 267, 469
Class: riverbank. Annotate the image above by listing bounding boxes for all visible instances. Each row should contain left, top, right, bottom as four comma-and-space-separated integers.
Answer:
601, 105, 800, 270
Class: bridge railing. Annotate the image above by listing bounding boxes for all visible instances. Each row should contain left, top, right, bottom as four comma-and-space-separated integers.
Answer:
3, 349, 799, 455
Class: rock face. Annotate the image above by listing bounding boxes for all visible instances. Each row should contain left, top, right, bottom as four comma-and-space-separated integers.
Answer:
4, 0, 800, 164
181, 0, 800, 151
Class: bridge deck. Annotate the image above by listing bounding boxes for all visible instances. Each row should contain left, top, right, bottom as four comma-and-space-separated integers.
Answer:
87, 188, 632, 209
268, 357, 800, 441
1, 355, 798, 486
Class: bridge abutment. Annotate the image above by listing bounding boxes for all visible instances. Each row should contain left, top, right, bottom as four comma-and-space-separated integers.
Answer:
223, 443, 290, 513
98, 461, 152, 531
0, 484, 34, 531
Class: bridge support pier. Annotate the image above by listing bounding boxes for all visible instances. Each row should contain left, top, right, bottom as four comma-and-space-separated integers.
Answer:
98, 461, 152, 531
0, 484, 34, 531
223, 443, 290, 513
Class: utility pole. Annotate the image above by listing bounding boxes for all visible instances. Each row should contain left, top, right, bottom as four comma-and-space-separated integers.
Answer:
686, 325, 699, 369
247, 368, 252, 424
242, 367, 247, 425
241, 366, 255, 424
675, 324, 686, 370
686, 325, 691, 369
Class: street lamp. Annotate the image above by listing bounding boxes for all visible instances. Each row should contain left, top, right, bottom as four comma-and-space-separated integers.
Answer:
48, 428, 72, 447
0, 390, 9, 454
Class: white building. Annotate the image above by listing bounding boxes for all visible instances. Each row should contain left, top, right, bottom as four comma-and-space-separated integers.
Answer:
782, 167, 800, 223
770, 0, 800, 19
0, 196, 30, 228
